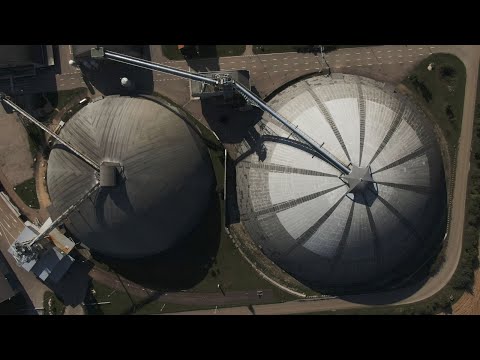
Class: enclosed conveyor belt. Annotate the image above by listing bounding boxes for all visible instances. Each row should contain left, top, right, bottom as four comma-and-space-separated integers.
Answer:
232, 81, 351, 175
90, 48, 351, 175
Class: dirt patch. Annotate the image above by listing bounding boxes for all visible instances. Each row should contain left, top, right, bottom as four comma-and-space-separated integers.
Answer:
35, 155, 51, 209
452, 268, 480, 314
0, 112, 34, 186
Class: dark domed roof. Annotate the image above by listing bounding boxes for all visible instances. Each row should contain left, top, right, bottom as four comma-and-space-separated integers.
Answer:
47, 96, 214, 258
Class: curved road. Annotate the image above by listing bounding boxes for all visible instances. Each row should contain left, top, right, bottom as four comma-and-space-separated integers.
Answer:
174, 45, 480, 315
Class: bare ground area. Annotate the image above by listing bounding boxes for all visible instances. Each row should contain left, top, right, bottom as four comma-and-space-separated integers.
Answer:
0, 111, 33, 186
452, 268, 480, 314
35, 156, 51, 209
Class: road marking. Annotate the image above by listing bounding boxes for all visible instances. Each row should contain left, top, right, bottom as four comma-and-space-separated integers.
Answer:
355, 52, 360, 55
397, 49, 402, 52
346, 59, 350, 62
294, 63, 298, 65
366, 57, 371, 60
273, 64, 278, 67
378, 56, 382, 59
304, 56, 310, 59
357, 64, 362, 66
273, 70, 278, 73
408, 48, 413, 50
252, 65, 256, 68
283, 64, 288, 66
419, 53, 424, 56
356, 58, 361, 61
335, 54, 339, 57
367, 63, 373, 66
305, 68, 310, 71
283, 69, 289, 72
272, 59, 277, 61
387, 50, 392, 52
399, 61, 403, 64
409, 60, 413, 63
70, 77, 75, 80
418, 47, 423, 50
293, 57, 298, 60
346, 65, 351, 68
263, 71, 268, 74
345, 53, 350, 55
398, 55, 403, 57
377, 50, 382, 53
431, 46, 435, 49
408, 54, 413, 57
59, 78, 64, 81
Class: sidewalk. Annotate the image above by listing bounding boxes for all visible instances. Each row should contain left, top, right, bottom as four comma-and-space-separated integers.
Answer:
244, 45, 254, 56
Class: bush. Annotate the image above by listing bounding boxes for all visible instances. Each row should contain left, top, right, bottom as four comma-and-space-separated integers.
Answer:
440, 65, 457, 80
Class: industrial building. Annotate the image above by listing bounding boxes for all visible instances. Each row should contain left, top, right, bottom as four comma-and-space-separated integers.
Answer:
235, 74, 447, 290
46, 95, 214, 258
0, 45, 54, 80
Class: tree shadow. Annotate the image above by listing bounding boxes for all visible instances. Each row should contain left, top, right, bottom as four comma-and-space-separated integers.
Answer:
185, 46, 220, 73
89, 192, 222, 291
83, 278, 104, 315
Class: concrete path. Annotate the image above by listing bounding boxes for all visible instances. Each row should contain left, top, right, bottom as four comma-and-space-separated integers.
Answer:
244, 45, 254, 56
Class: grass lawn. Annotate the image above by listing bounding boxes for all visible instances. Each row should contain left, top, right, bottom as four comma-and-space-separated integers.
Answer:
162, 45, 245, 60
44, 87, 88, 111
253, 45, 309, 54
402, 53, 466, 150
41, 88, 88, 123
43, 291, 66, 315
24, 122, 44, 157
252, 45, 369, 54
14, 177, 39, 209
84, 280, 139, 315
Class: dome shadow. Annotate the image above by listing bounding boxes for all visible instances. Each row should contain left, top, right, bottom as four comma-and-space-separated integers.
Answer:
89, 192, 222, 291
